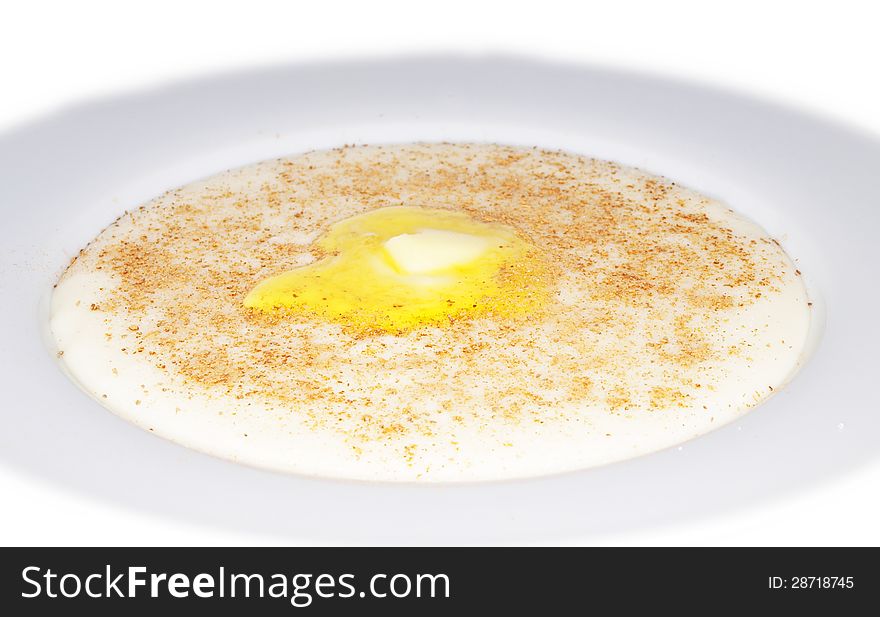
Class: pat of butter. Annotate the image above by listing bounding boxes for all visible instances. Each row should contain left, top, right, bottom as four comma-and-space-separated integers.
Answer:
383, 229, 492, 274
244, 206, 548, 333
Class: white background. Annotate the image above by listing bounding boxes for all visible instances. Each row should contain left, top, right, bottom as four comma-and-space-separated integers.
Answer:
1, 0, 878, 546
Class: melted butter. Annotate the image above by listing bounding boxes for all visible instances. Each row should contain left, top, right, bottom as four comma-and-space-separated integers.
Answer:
244, 206, 551, 333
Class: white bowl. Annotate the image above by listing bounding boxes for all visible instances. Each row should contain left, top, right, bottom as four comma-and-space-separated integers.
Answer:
1, 56, 877, 543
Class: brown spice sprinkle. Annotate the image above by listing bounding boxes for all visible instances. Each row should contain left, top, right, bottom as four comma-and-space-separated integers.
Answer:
67, 143, 798, 451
